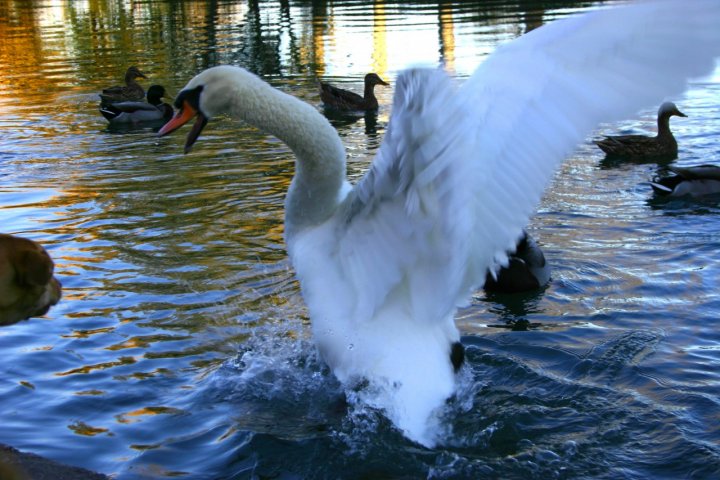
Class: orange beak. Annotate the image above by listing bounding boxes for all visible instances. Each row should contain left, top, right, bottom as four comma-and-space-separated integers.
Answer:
158, 100, 208, 154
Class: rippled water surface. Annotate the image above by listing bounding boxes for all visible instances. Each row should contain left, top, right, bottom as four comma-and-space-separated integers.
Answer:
1, 1, 720, 479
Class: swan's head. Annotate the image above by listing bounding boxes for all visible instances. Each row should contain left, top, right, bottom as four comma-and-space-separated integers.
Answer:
158, 66, 250, 153
658, 101, 687, 118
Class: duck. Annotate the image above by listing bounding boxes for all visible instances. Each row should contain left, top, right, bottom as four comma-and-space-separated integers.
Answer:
485, 231, 550, 293
100, 85, 173, 125
158, 0, 720, 447
99, 66, 147, 106
594, 102, 687, 160
650, 164, 720, 197
319, 73, 389, 111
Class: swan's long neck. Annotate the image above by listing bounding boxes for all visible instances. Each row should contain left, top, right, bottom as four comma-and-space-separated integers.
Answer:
216, 69, 347, 239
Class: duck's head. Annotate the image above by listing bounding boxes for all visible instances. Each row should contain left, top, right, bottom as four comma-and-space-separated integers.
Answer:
659, 101, 687, 118
146, 85, 169, 105
365, 73, 390, 87
126, 66, 147, 81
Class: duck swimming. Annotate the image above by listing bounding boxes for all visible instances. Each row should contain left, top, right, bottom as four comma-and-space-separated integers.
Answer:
158, 0, 720, 446
319, 73, 389, 111
650, 165, 720, 197
99, 66, 147, 106
595, 102, 687, 160
100, 85, 173, 125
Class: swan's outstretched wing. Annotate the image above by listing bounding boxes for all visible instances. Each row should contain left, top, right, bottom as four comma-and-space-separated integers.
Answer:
336, 0, 720, 324
465, 0, 720, 178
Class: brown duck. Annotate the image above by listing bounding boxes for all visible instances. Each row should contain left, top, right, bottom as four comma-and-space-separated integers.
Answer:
595, 102, 686, 159
99, 66, 148, 106
319, 73, 389, 111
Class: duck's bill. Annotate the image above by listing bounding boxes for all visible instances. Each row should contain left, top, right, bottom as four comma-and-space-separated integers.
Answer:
158, 101, 208, 153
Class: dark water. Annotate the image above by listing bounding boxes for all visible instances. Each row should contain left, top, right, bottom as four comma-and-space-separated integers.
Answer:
1, 0, 720, 479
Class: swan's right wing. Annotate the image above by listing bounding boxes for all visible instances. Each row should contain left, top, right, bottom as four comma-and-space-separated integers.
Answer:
330, 0, 720, 327
461, 0, 720, 211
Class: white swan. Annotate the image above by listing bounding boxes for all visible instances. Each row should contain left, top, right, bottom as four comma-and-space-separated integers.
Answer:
159, 0, 720, 446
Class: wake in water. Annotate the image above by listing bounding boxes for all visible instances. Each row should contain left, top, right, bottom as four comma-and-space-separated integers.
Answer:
206, 317, 481, 449
149, 320, 720, 479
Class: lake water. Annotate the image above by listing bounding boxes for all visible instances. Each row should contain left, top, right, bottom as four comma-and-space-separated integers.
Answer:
1, 0, 720, 479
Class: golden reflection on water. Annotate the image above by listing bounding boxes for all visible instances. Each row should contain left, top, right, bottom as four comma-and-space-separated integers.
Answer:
75, 389, 106, 396
115, 406, 184, 424
62, 326, 116, 339
0, 0, 552, 110
372, 1, 388, 77
112, 368, 173, 382
105, 334, 192, 351
439, 4, 456, 73
56, 355, 138, 377
68, 420, 110, 437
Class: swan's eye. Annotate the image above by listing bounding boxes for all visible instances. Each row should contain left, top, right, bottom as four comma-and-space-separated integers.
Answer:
174, 85, 204, 111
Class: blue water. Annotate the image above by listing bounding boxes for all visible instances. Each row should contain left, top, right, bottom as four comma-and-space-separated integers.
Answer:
1, 0, 720, 478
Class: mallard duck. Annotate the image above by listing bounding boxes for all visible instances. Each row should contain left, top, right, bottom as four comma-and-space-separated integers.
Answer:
485, 231, 550, 293
650, 165, 720, 197
158, 0, 720, 446
100, 85, 173, 125
594, 102, 687, 159
319, 73, 389, 111
99, 66, 147, 106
